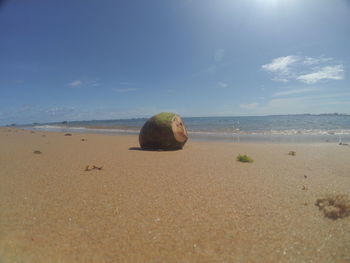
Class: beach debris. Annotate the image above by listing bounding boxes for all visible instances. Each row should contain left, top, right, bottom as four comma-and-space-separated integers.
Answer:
288, 151, 296, 156
304, 175, 307, 179
64, 133, 72, 136
81, 138, 87, 141
302, 185, 308, 191
139, 112, 188, 150
84, 165, 103, 171
92, 165, 103, 170
237, 154, 254, 163
338, 137, 349, 146
30, 131, 35, 134
33, 150, 42, 154
315, 194, 350, 219
114, 207, 119, 215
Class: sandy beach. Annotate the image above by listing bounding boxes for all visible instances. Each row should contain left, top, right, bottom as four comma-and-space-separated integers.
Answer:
0, 127, 349, 263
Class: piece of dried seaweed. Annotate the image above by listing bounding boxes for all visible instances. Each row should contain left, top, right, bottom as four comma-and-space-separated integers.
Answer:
315, 194, 350, 219
84, 165, 103, 171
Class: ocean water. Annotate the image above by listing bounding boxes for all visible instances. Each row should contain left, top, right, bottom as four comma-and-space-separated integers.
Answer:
27, 115, 350, 143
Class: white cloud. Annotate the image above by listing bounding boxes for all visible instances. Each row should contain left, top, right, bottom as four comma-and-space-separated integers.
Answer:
239, 103, 259, 110
191, 49, 231, 78
296, 65, 345, 84
88, 80, 100, 87
234, 91, 350, 116
262, 55, 345, 84
324, 101, 350, 105
305, 92, 350, 100
262, 55, 300, 75
68, 79, 101, 87
272, 87, 319, 97
113, 88, 138, 93
217, 82, 229, 88
267, 97, 301, 108
302, 56, 332, 65
271, 77, 289, 83
261, 93, 350, 114
214, 49, 225, 62
45, 106, 75, 116
69, 80, 82, 87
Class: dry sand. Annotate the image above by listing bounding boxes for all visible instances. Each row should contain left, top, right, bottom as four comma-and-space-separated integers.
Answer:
0, 127, 349, 263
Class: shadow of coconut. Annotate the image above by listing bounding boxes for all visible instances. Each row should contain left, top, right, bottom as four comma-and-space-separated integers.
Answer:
128, 147, 182, 152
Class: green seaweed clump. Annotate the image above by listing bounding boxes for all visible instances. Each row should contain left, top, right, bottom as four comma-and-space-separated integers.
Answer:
237, 154, 254, 163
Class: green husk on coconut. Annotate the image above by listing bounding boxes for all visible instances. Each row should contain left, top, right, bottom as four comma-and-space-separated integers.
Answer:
139, 112, 188, 150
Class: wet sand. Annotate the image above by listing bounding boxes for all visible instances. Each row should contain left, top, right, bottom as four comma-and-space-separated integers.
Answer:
0, 128, 349, 262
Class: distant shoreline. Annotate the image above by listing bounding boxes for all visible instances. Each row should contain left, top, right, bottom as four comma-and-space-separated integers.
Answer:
15, 125, 350, 144
3, 113, 350, 128
4, 114, 350, 144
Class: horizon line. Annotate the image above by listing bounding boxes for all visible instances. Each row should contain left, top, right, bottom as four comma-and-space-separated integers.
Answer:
3, 112, 349, 127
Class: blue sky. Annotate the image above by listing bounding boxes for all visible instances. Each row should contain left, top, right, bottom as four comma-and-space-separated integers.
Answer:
0, 0, 350, 125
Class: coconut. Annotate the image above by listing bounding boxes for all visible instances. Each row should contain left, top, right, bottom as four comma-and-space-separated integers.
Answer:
139, 112, 188, 150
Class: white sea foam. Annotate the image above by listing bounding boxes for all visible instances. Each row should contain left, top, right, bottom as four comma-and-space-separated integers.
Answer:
22, 115, 350, 143
33, 125, 139, 134
188, 129, 350, 136
32, 125, 350, 136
